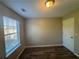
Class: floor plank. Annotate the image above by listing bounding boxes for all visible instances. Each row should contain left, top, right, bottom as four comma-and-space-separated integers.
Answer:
19, 46, 79, 59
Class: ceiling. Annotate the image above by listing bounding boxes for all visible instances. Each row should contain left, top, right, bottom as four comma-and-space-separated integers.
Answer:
1, 0, 79, 18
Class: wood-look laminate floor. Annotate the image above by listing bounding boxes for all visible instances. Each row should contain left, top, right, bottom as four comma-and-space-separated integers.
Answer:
19, 46, 79, 59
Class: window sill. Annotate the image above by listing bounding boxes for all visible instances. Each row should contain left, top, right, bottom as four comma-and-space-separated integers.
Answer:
6, 44, 21, 57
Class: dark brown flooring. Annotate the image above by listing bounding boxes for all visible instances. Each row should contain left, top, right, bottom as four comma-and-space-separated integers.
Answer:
19, 46, 79, 59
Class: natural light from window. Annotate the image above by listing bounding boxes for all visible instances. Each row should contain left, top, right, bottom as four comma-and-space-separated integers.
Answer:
3, 16, 20, 57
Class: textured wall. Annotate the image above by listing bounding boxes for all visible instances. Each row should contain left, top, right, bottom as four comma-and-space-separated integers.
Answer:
0, 3, 25, 59
25, 18, 62, 46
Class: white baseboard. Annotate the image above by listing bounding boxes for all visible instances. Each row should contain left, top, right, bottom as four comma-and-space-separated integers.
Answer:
73, 52, 79, 58
63, 45, 79, 58
16, 47, 26, 59
24, 44, 63, 48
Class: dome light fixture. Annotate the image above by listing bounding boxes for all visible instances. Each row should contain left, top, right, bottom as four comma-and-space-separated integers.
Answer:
45, 0, 55, 8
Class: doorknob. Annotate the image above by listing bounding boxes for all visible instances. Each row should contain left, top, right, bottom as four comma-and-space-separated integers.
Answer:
70, 36, 73, 39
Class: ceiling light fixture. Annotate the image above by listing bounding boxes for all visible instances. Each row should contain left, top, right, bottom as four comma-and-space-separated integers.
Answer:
45, 0, 55, 8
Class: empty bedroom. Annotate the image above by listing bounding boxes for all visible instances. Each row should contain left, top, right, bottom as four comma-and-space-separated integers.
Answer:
0, 0, 79, 59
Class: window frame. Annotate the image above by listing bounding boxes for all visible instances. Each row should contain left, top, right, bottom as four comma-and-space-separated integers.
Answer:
3, 16, 21, 57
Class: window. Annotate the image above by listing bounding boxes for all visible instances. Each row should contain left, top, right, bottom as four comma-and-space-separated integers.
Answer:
3, 16, 20, 57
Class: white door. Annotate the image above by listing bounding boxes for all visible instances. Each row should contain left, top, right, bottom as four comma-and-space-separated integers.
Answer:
63, 17, 74, 52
